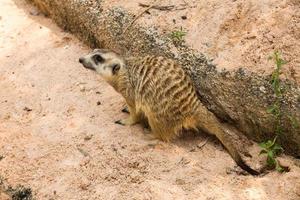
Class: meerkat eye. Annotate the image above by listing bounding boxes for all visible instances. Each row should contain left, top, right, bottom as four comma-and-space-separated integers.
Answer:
112, 64, 120, 75
93, 54, 104, 64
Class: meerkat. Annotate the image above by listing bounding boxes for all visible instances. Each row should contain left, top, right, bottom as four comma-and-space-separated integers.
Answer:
79, 49, 259, 175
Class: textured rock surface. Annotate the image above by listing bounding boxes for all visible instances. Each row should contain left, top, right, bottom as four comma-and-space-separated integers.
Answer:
26, 0, 300, 155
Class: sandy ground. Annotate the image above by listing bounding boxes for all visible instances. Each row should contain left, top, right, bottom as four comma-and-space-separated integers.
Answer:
103, 0, 300, 84
0, 0, 300, 199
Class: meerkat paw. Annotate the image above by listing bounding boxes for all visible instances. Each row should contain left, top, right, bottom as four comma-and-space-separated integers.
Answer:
121, 107, 130, 114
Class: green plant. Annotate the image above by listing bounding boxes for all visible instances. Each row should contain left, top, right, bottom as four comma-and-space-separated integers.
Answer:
259, 137, 284, 172
260, 51, 289, 172
170, 27, 186, 43
267, 51, 287, 135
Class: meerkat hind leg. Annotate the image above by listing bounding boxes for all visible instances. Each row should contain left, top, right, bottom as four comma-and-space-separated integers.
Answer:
147, 117, 177, 142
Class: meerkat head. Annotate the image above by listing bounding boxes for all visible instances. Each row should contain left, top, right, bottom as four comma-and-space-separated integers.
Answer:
79, 49, 125, 80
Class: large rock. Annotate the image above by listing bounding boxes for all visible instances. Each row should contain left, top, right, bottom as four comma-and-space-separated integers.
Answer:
26, 0, 300, 156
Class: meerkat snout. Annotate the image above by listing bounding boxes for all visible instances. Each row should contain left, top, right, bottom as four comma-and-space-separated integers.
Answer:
79, 56, 96, 71
79, 57, 84, 63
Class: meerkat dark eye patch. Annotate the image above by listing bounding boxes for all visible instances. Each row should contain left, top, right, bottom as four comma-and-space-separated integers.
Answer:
112, 64, 120, 75
93, 54, 104, 64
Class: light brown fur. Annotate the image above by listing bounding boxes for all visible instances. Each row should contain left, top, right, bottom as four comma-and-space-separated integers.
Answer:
79, 49, 259, 175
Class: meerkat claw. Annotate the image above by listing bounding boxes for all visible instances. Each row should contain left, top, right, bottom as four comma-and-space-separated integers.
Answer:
115, 120, 125, 125
121, 107, 130, 113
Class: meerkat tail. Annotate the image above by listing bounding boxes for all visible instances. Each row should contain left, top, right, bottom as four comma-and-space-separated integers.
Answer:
214, 126, 260, 175
196, 110, 259, 175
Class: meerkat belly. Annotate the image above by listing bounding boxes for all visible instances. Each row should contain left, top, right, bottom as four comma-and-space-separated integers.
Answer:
130, 56, 200, 122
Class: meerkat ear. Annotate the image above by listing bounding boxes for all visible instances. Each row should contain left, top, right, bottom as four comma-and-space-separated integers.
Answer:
112, 64, 120, 74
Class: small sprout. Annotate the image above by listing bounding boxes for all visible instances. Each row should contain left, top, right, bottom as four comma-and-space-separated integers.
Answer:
170, 27, 186, 43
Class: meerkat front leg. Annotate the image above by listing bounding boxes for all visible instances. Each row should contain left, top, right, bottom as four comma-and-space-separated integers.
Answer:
115, 105, 139, 126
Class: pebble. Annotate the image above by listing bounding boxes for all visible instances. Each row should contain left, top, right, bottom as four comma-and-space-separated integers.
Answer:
259, 86, 266, 93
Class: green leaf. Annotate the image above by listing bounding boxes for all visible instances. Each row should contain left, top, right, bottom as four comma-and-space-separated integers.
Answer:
267, 155, 276, 167
276, 166, 283, 172
274, 160, 285, 173
259, 149, 268, 155
259, 142, 266, 148
273, 147, 283, 153
273, 144, 283, 156
267, 106, 276, 114
259, 141, 270, 148
265, 140, 274, 149
267, 150, 274, 159
267, 156, 276, 167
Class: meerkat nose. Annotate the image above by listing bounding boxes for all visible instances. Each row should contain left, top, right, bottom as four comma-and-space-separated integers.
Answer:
79, 57, 84, 63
